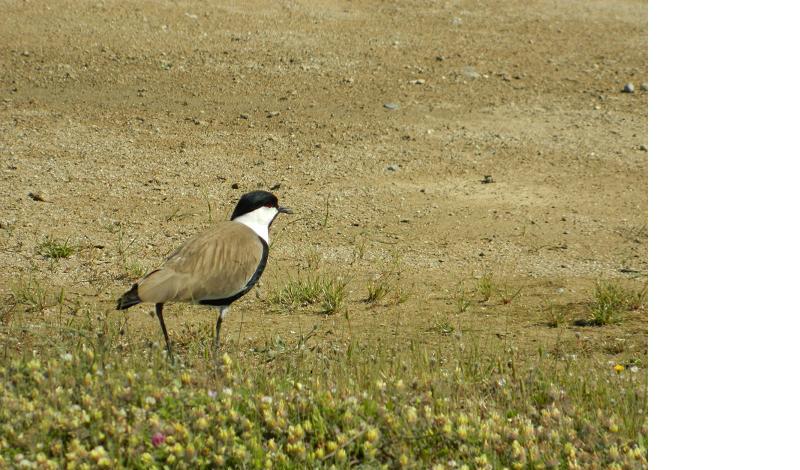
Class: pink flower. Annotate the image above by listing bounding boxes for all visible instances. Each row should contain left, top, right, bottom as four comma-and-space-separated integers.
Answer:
151, 432, 165, 447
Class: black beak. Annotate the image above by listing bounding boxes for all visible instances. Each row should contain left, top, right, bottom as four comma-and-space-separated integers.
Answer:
278, 206, 293, 214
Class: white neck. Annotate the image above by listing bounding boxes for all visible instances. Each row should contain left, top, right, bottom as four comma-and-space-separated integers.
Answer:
233, 206, 278, 244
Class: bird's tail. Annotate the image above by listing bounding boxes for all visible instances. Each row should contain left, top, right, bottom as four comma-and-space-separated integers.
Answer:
117, 284, 142, 310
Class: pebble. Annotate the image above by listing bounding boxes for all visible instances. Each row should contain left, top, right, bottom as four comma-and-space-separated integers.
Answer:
239, 113, 250, 120
641, 82, 648, 91
462, 67, 481, 80
481, 175, 494, 184
639, 144, 647, 151
409, 79, 426, 85
383, 102, 400, 110
622, 83, 635, 93
386, 164, 400, 172
231, 183, 240, 189
28, 192, 46, 202
266, 111, 280, 118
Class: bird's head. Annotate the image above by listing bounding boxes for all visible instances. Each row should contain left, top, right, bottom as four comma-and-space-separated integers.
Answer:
230, 191, 293, 229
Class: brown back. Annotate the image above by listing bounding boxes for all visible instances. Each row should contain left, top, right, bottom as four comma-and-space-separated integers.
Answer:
137, 222, 264, 304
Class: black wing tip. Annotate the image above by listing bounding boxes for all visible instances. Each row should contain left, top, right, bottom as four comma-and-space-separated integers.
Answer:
116, 284, 141, 310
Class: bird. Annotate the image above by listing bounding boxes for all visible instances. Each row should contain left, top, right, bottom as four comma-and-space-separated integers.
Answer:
116, 190, 292, 358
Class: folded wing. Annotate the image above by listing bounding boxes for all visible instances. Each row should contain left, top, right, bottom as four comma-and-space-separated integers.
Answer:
137, 222, 264, 304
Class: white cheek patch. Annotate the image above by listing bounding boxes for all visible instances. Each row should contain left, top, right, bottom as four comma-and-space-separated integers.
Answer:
233, 206, 278, 243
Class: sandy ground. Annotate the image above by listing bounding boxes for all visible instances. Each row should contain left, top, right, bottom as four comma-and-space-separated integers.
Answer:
0, 0, 647, 359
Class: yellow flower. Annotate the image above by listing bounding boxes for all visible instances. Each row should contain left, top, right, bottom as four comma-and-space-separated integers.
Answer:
405, 406, 418, 424
365, 427, 379, 443
613, 364, 625, 373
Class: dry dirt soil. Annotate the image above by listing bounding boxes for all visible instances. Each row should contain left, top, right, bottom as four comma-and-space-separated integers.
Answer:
0, 0, 647, 361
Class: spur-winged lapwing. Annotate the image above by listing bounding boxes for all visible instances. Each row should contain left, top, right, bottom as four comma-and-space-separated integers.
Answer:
116, 191, 292, 358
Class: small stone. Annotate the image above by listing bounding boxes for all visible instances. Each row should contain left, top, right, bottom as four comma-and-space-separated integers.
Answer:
641, 82, 648, 91
266, 111, 280, 118
462, 67, 481, 80
383, 102, 400, 110
639, 144, 648, 151
409, 79, 426, 85
239, 113, 250, 120
622, 83, 635, 93
481, 175, 494, 184
231, 183, 240, 189
386, 164, 400, 172
435, 55, 445, 61
28, 192, 46, 202
269, 182, 282, 190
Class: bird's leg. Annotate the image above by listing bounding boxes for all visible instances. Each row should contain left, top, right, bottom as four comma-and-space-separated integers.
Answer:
155, 303, 173, 363
214, 306, 229, 354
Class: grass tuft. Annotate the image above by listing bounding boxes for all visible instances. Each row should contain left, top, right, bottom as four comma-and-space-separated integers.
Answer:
271, 274, 348, 315
590, 281, 644, 326
36, 237, 76, 259
364, 277, 391, 305
476, 274, 494, 302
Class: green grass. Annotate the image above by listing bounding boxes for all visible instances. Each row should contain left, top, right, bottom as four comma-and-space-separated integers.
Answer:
590, 281, 644, 326
364, 278, 390, 305
36, 237, 76, 259
9, 277, 64, 313
270, 274, 348, 315
0, 312, 647, 469
476, 274, 495, 302
0, 275, 648, 468
124, 260, 148, 280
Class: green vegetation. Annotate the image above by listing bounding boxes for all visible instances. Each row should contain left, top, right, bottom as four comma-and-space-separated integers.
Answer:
590, 281, 645, 326
270, 274, 348, 315
36, 237, 76, 260
364, 278, 390, 305
476, 274, 495, 302
9, 276, 64, 313
0, 312, 647, 469
0, 273, 648, 468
